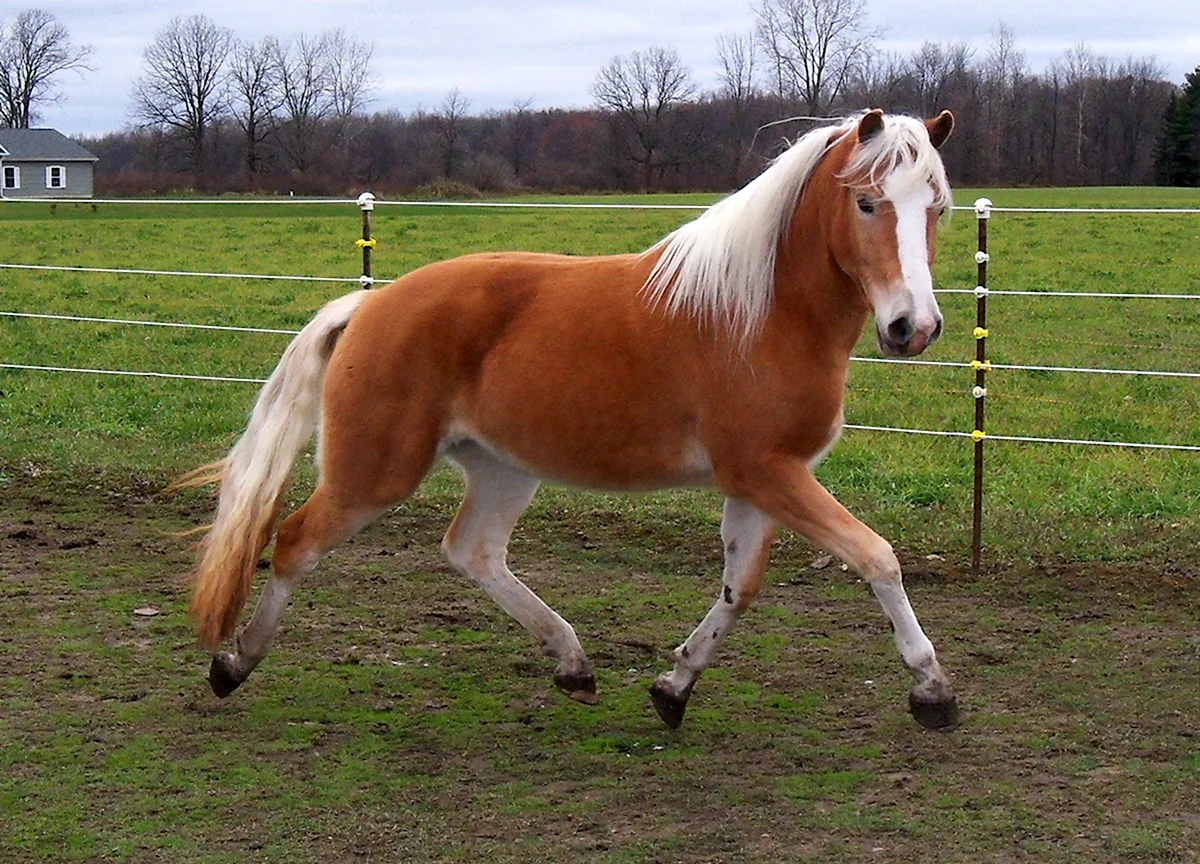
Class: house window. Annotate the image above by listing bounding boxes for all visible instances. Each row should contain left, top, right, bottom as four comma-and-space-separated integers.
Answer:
45, 165, 66, 189
2, 165, 18, 189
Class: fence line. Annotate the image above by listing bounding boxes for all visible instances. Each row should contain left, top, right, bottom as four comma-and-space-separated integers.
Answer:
0, 362, 268, 384
0, 310, 302, 335
985, 361, 1200, 378
4, 194, 1200, 215
1, 196, 362, 206
6, 310, 1197, 380
1, 196, 711, 211
936, 288, 1200, 300
842, 424, 1200, 452
0, 262, 367, 284
375, 200, 711, 210
986, 206, 1200, 214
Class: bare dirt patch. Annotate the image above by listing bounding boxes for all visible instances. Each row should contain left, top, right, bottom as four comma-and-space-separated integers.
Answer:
2, 481, 1197, 863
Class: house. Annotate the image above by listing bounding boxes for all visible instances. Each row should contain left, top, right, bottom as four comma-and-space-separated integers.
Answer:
0, 128, 98, 199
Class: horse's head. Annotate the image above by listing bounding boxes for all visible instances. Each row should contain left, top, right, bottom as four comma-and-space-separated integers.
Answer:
828, 109, 954, 357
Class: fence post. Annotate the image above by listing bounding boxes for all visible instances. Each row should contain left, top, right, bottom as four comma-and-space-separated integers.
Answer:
356, 191, 376, 287
971, 197, 992, 575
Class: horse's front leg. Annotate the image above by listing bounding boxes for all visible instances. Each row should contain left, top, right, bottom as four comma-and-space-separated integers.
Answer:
731, 457, 959, 731
650, 497, 778, 728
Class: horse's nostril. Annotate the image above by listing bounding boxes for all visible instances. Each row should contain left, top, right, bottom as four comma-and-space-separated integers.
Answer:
931, 318, 944, 342
887, 316, 914, 345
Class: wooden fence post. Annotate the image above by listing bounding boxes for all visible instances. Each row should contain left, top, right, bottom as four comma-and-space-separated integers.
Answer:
357, 192, 375, 286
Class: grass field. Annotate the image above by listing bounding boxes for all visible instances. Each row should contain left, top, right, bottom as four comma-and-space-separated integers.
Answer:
1, 187, 1198, 861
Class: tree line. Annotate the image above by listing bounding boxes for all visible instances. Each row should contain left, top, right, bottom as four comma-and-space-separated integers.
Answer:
2, 5, 1199, 194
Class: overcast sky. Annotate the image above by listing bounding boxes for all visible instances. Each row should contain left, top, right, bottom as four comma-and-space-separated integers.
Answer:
24, 0, 1200, 138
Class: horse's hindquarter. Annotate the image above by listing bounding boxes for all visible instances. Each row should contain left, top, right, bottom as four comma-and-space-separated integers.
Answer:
323, 251, 849, 494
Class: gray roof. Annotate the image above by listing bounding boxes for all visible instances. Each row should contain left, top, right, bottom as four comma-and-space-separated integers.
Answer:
0, 128, 97, 161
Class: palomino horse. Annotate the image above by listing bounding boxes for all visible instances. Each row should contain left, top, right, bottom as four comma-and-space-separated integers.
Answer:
185, 108, 960, 731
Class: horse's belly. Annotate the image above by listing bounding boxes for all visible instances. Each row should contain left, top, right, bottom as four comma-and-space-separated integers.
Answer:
442, 416, 713, 492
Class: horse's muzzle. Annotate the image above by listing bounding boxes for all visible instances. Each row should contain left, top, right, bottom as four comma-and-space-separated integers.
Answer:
878, 315, 942, 357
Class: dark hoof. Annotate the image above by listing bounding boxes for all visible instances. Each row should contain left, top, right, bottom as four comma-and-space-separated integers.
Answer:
208, 652, 245, 699
909, 693, 959, 731
649, 680, 692, 729
554, 669, 598, 705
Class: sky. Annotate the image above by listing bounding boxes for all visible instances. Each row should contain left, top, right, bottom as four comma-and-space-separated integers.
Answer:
20, 0, 1200, 138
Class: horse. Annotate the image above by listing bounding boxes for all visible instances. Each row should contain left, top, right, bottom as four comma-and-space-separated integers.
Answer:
182, 108, 960, 731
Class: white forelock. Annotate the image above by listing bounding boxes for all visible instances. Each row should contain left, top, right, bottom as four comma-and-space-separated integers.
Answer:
840, 115, 953, 211
642, 112, 951, 344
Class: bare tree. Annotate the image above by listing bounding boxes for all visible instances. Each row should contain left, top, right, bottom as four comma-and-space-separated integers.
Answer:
753, 0, 880, 113
974, 23, 1027, 179
430, 87, 471, 179
908, 41, 973, 117
228, 36, 283, 178
982, 23, 1026, 89
1052, 42, 1096, 172
717, 33, 758, 108
716, 32, 758, 183
325, 29, 375, 182
590, 46, 697, 189
846, 48, 905, 106
501, 96, 537, 181
130, 15, 232, 184
263, 30, 377, 178
274, 32, 333, 172
0, 9, 94, 127
326, 29, 375, 132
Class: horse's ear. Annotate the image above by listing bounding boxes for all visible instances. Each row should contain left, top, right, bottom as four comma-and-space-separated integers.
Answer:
857, 108, 885, 143
926, 110, 954, 149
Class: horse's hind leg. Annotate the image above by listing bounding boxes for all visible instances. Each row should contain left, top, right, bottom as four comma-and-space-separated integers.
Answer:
650, 497, 777, 728
208, 485, 383, 697
441, 444, 596, 704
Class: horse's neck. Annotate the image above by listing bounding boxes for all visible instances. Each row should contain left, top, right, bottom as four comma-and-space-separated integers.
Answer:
771, 216, 870, 360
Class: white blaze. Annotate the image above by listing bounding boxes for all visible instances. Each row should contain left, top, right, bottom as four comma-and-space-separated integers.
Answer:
881, 167, 941, 333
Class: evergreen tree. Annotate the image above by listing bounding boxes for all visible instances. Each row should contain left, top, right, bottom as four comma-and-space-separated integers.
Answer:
1155, 66, 1200, 186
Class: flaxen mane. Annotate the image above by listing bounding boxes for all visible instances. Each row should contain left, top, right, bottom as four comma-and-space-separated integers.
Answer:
643, 113, 952, 343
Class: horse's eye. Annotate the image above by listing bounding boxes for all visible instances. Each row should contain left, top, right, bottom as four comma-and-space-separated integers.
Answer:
857, 197, 875, 215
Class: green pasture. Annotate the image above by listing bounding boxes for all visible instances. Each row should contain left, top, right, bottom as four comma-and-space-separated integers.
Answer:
1, 188, 1198, 862
1, 186, 1197, 563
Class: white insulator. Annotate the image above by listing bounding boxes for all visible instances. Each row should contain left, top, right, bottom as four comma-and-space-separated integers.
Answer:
974, 197, 993, 220
974, 285, 989, 298
359, 275, 375, 287
973, 386, 987, 399
357, 191, 376, 211
975, 251, 990, 264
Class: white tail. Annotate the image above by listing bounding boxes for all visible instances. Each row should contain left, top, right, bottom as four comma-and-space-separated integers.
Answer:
187, 290, 369, 651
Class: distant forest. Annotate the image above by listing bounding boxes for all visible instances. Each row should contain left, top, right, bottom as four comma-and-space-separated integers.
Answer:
4, 7, 1198, 194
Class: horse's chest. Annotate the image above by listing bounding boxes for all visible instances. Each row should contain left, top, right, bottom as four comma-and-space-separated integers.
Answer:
708, 373, 845, 464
